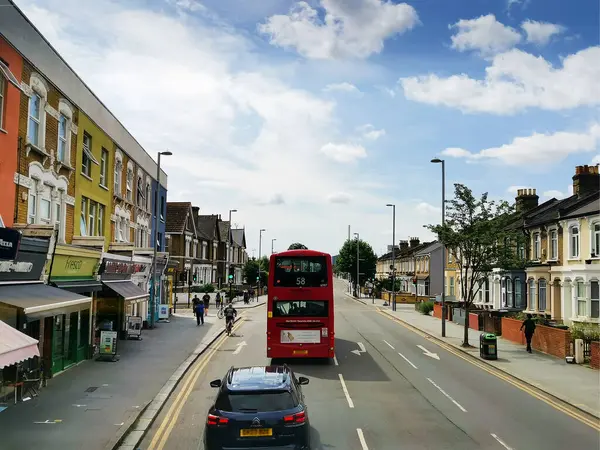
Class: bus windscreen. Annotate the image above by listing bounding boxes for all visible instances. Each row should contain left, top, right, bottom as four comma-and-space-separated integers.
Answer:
273, 256, 328, 287
273, 300, 329, 317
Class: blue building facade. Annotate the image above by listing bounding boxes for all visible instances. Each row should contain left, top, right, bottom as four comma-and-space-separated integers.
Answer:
147, 179, 168, 323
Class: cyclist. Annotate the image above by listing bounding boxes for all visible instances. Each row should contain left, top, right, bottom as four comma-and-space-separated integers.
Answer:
223, 303, 237, 334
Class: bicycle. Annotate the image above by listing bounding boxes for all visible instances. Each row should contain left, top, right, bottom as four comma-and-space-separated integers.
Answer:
225, 317, 234, 336
19, 367, 42, 400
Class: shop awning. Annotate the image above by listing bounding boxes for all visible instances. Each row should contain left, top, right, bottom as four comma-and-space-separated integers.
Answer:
102, 281, 149, 302
0, 320, 40, 369
0, 283, 92, 315
53, 280, 103, 294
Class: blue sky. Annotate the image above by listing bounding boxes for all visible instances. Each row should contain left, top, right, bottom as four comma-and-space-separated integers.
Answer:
16, 0, 600, 255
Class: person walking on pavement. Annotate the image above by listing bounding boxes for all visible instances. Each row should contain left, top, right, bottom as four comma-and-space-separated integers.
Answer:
520, 314, 536, 353
202, 292, 210, 316
195, 300, 205, 325
215, 291, 221, 308
192, 294, 200, 310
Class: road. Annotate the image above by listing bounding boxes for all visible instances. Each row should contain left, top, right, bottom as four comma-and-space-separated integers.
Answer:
138, 280, 599, 450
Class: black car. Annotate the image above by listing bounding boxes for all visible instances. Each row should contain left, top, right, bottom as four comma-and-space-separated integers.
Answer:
204, 365, 311, 450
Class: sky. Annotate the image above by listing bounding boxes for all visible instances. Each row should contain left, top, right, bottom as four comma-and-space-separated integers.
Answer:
14, 0, 600, 256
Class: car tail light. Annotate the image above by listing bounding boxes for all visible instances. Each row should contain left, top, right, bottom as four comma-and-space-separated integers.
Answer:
207, 413, 229, 426
284, 411, 306, 424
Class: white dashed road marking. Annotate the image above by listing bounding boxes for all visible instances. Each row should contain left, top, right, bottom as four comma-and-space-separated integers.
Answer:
398, 352, 418, 369
427, 378, 467, 412
491, 433, 514, 450
383, 340, 395, 349
357, 428, 369, 450
338, 374, 354, 408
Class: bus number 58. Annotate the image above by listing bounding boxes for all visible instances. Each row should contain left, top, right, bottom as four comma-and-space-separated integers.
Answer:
296, 277, 306, 286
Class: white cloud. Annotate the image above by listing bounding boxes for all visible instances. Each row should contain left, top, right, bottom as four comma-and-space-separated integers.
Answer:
441, 123, 600, 166
327, 192, 353, 203
542, 190, 567, 200
506, 185, 533, 195
320, 142, 367, 163
357, 124, 385, 140
258, 0, 419, 59
323, 82, 362, 95
416, 202, 440, 214
401, 46, 600, 114
449, 14, 521, 56
521, 20, 565, 46
169, 0, 206, 12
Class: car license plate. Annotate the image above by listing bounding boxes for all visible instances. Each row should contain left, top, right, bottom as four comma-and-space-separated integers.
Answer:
293, 350, 308, 355
240, 428, 273, 437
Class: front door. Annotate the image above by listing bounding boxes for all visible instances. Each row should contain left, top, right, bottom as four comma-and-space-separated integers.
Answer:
51, 315, 65, 375
64, 311, 78, 367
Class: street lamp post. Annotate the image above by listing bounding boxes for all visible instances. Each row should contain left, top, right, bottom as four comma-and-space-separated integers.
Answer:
431, 157, 446, 337
271, 238, 276, 254
353, 232, 359, 298
150, 150, 172, 329
386, 204, 396, 310
258, 229, 266, 297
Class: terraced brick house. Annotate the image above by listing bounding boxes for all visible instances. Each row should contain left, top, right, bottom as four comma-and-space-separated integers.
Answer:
165, 202, 197, 301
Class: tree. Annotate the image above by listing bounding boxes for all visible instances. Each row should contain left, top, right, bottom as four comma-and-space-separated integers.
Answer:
288, 243, 308, 250
336, 239, 377, 296
425, 184, 526, 347
243, 256, 268, 285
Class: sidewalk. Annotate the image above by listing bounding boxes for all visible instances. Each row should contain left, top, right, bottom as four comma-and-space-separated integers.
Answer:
174, 294, 266, 315
349, 293, 600, 418
0, 313, 219, 450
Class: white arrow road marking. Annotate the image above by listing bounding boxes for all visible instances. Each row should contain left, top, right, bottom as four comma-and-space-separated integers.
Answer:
491, 433, 513, 450
351, 342, 367, 356
417, 344, 440, 360
233, 341, 247, 355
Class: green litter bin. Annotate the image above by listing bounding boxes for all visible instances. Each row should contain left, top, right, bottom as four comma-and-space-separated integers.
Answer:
480, 333, 497, 360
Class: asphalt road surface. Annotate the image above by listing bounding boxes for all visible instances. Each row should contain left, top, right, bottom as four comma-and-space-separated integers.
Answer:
138, 280, 600, 450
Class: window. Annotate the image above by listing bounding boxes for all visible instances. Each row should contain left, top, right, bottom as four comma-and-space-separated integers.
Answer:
274, 256, 328, 287
570, 226, 580, 258
28, 92, 41, 146
477, 281, 483, 302
538, 279, 547, 312
501, 278, 506, 306
157, 232, 162, 250
424, 279, 430, 296
485, 279, 490, 302
100, 149, 108, 186
40, 198, 51, 223
58, 114, 68, 162
146, 183, 152, 210
137, 176, 144, 206
449, 277, 455, 296
215, 391, 297, 413
55, 199, 61, 233
88, 201, 96, 236
576, 281, 586, 316
592, 223, 600, 257
160, 195, 165, 221
126, 168, 133, 201
114, 159, 122, 195
273, 300, 328, 317
533, 233, 541, 260
528, 279, 536, 310
82, 133, 92, 177
591, 281, 599, 319
0, 74, 5, 129
550, 229, 558, 260
506, 278, 513, 307
80, 197, 88, 236
28, 179, 37, 224
514, 278, 523, 308
98, 204, 104, 236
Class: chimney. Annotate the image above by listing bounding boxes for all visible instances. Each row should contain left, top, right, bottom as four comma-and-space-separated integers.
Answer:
399, 240, 409, 253
409, 237, 420, 248
515, 188, 539, 213
192, 206, 200, 220
573, 165, 600, 197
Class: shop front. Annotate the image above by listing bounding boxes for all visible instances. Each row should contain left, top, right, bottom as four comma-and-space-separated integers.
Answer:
96, 254, 150, 340
165, 259, 178, 312
0, 239, 95, 377
148, 254, 168, 325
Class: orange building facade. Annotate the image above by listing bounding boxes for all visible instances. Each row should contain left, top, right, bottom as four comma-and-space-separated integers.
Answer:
0, 36, 24, 227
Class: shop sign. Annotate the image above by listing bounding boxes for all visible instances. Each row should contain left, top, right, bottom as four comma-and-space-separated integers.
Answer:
51, 254, 100, 280
99, 330, 118, 356
100, 258, 149, 276
0, 249, 47, 282
0, 227, 21, 261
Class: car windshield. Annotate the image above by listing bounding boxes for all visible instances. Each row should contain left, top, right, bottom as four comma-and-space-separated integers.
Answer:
215, 391, 297, 412
273, 256, 328, 287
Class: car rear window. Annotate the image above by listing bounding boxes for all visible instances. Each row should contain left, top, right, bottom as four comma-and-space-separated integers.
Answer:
215, 391, 298, 412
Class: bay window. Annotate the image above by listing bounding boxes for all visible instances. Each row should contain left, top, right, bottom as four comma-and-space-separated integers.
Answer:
514, 278, 523, 308
591, 281, 599, 319
528, 279, 536, 310
538, 279, 547, 312
576, 281, 586, 316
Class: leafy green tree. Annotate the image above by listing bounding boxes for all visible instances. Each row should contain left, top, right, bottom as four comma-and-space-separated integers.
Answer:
336, 239, 377, 296
243, 257, 268, 285
288, 243, 308, 250
425, 183, 526, 347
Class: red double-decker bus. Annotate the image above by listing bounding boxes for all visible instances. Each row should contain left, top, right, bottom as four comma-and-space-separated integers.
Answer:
266, 249, 334, 360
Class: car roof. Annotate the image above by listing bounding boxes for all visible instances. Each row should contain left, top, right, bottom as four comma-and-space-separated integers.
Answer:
223, 365, 294, 392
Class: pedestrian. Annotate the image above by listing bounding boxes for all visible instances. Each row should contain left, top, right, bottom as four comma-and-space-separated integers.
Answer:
202, 292, 210, 316
519, 314, 536, 353
195, 300, 205, 325
192, 294, 200, 310
243, 290, 249, 304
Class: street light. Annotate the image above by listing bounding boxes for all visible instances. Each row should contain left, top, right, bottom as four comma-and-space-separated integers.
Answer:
271, 238, 276, 254
150, 150, 172, 329
353, 232, 359, 298
431, 157, 446, 337
386, 203, 396, 310
258, 229, 266, 297
228, 209, 237, 283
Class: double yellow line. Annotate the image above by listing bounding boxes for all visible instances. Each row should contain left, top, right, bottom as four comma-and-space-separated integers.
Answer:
376, 309, 600, 431
147, 318, 246, 450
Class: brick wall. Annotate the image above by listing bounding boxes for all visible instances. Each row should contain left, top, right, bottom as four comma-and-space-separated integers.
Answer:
469, 313, 479, 330
433, 303, 442, 319
501, 317, 571, 358
591, 342, 599, 370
